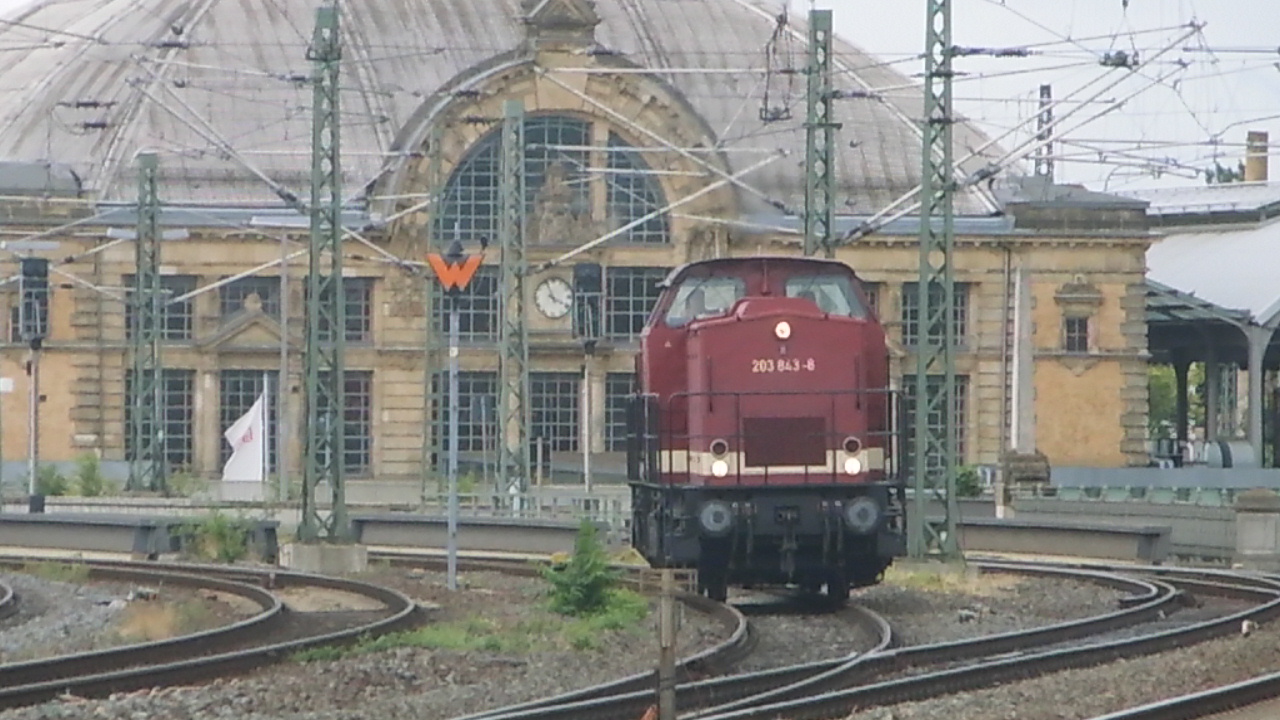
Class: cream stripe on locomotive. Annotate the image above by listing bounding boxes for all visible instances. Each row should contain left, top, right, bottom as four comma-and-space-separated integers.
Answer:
658, 447, 887, 476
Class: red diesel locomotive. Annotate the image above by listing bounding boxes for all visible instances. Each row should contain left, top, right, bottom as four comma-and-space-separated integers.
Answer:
627, 256, 906, 602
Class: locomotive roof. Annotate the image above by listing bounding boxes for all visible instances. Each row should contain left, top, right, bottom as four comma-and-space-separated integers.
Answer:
659, 256, 854, 288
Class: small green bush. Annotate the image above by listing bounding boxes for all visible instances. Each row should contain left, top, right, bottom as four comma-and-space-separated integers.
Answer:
166, 471, 208, 498
542, 519, 619, 616
35, 465, 69, 496
73, 454, 112, 497
955, 466, 983, 498
180, 512, 253, 563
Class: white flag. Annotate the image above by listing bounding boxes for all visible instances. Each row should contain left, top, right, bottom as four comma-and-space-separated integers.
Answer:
222, 392, 266, 482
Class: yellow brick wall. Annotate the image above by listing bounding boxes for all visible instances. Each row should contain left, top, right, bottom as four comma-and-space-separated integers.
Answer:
0, 49, 1154, 482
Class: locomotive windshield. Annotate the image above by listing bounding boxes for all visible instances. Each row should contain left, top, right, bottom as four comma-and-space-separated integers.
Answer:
785, 275, 868, 318
665, 276, 745, 327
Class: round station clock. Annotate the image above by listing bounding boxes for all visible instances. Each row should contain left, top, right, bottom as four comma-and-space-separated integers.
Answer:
534, 277, 573, 319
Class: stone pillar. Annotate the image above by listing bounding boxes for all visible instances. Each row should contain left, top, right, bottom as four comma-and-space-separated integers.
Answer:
1246, 326, 1274, 463
1205, 351, 1220, 442
1235, 488, 1280, 571
1173, 355, 1189, 463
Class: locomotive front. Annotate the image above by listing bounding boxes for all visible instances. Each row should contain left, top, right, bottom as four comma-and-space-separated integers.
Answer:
629, 257, 906, 602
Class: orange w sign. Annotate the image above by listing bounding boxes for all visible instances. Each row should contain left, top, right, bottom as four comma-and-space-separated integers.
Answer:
426, 253, 483, 291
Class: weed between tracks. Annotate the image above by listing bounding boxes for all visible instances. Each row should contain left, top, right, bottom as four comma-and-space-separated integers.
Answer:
292, 589, 648, 663
884, 563, 1021, 596
21, 560, 90, 583
293, 521, 649, 663
109, 599, 216, 642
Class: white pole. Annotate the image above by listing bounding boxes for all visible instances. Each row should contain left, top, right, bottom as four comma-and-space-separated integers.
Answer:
278, 235, 289, 503
582, 360, 591, 495
447, 298, 460, 591
26, 350, 39, 503
262, 372, 271, 488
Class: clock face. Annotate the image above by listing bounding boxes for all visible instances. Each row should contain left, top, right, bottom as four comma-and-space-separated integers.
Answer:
535, 277, 573, 319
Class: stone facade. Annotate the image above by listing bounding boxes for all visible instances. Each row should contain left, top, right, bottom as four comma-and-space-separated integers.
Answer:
0, 2, 1154, 485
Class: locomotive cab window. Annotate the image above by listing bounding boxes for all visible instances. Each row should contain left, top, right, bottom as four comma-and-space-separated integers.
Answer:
785, 275, 867, 318
665, 277, 745, 327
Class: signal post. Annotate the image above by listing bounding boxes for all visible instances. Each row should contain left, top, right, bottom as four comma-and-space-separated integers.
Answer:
426, 241, 483, 591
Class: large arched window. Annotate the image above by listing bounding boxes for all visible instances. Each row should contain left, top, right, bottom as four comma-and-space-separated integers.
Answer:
436, 115, 670, 246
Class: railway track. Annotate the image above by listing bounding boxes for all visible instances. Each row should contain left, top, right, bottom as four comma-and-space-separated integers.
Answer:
436, 561, 1163, 720
0, 544, 1278, 717
0, 555, 419, 709
404, 559, 1280, 720
708, 565, 1280, 720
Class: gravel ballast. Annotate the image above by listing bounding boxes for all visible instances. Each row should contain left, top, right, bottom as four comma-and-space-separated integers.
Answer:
0, 564, 1272, 720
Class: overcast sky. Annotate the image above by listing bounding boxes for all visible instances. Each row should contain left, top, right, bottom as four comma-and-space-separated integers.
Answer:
802, 0, 1280, 191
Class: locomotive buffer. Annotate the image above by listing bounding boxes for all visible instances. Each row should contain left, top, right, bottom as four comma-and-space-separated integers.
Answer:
426, 240, 484, 591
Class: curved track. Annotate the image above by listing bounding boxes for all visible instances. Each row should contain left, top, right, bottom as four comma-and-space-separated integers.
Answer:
698, 563, 1280, 720
0, 556, 420, 709
424, 560, 1178, 720
4, 532, 1280, 718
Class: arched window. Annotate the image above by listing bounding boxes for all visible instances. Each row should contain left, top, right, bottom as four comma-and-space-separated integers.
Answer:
436, 115, 670, 246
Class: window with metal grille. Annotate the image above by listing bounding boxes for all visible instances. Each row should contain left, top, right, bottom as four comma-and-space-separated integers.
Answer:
307, 277, 374, 344
124, 275, 196, 341
605, 373, 635, 451
220, 277, 281, 318
901, 374, 968, 476
430, 266, 499, 342
343, 371, 373, 474
605, 267, 667, 339
429, 371, 499, 455
531, 372, 580, 452
218, 370, 278, 472
436, 116, 670, 246
606, 132, 669, 243
901, 282, 969, 346
311, 370, 374, 475
1063, 315, 1089, 353
125, 369, 196, 470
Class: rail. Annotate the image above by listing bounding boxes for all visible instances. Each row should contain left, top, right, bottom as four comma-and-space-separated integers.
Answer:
0, 557, 420, 708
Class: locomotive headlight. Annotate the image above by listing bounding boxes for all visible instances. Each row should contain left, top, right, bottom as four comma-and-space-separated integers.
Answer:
699, 500, 734, 535
711, 459, 730, 478
844, 456, 863, 475
844, 496, 880, 534
774, 321, 791, 340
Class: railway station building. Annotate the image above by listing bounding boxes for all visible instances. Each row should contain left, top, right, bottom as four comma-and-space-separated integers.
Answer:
0, 0, 1156, 496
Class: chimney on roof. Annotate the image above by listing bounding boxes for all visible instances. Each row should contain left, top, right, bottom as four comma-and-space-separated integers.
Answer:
1245, 130, 1269, 182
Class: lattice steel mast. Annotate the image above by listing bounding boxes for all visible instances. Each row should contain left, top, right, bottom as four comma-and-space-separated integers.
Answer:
804, 9, 836, 258
909, 0, 961, 558
128, 151, 166, 493
420, 123, 444, 505
300, 3, 348, 542
498, 99, 531, 499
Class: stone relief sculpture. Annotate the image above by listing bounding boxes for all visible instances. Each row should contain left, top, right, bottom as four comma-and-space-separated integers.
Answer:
529, 161, 595, 245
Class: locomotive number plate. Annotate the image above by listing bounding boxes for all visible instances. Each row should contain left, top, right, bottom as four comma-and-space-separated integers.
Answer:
751, 357, 816, 373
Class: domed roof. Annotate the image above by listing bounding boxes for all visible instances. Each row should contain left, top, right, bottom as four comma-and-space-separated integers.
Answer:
0, 0, 999, 215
